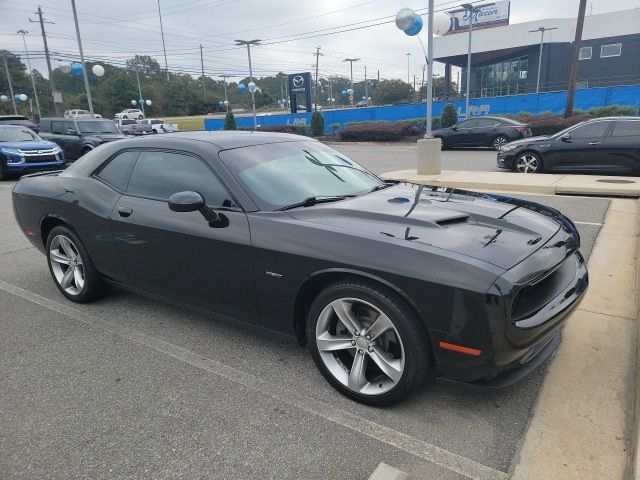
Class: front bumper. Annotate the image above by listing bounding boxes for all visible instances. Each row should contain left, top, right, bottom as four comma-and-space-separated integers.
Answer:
5, 160, 67, 172
496, 150, 518, 170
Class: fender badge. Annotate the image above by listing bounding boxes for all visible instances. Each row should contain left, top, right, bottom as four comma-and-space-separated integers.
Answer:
266, 271, 283, 278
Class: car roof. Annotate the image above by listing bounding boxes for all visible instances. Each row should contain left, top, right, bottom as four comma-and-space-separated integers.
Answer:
0, 115, 29, 120
41, 117, 108, 122
122, 130, 315, 149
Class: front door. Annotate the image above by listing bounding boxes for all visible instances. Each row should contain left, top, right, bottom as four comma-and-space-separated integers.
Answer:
110, 149, 259, 325
448, 119, 477, 146
545, 120, 611, 172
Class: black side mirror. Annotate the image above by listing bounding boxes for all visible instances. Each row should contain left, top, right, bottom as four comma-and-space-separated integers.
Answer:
452, 126, 458, 131
168, 191, 205, 212
560, 134, 571, 142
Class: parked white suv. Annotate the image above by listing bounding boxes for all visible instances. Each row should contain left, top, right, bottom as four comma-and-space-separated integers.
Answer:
63, 109, 102, 118
114, 109, 144, 120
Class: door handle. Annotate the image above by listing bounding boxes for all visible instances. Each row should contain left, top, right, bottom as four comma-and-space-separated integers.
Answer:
588, 141, 601, 145
117, 206, 133, 217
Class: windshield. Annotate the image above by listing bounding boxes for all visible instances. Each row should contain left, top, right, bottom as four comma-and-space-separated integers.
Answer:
77, 120, 120, 134
0, 128, 41, 142
219, 141, 383, 211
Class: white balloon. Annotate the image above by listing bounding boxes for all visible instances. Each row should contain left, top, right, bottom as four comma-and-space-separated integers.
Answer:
0, 95, 7, 102
131, 100, 137, 106
59, 64, 71, 74
395, 7, 417, 31
223, 100, 229, 105
247, 81, 257, 93
347, 88, 353, 94
145, 99, 152, 106
92, 64, 105, 77
433, 13, 451, 36
19, 94, 27, 101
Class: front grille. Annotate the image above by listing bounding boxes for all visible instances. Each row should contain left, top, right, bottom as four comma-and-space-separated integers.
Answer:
24, 154, 58, 163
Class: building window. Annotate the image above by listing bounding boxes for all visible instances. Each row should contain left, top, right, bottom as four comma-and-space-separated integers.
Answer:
600, 43, 622, 58
472, 56, 528, 98
579, 46, 592, 60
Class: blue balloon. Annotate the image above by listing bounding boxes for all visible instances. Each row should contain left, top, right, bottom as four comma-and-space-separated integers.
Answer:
340, 90, 348, 98
237, 83, 246, 92
14, 94, 21, 101
404, 13, 423, 36
71, 62, 83, 77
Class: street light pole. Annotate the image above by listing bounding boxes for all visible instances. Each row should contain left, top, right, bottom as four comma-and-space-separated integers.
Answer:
529, 26, 558, 94
461, 4, 475, 119
425, 0, 435, 137
343, 58, 360, 107
157, 0, 169, 81
3, 55, 18, 114
70, 0, 94, 115
235, 39, 260, 130
30, 7, 58, 116
135, 69, 145, 117
17, 30, 41, 119
220, 75, 229, 112
313, 46, 323, 112
406, 52, 411, 84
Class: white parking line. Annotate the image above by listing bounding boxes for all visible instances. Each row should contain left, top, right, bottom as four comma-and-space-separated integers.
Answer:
0, 184, 14, 188
0, 279, 507, 480
573, 221, 603, 226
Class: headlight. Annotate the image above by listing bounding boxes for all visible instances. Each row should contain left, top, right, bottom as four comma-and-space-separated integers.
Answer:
0, 147, 22, 155
52, 145, 63, 154
0, 147, 24, 163
499, 144, 518, 152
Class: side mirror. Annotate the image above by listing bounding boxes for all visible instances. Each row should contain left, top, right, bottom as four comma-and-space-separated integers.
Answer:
560, 134, 571, 142
451, 126, 458, 131
168, 191, 205, 212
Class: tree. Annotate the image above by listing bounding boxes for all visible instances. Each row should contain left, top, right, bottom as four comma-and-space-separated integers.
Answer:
372, 79, 413, 105
441, 103, 458, 128
224, 112, 236, 130
311, 111, 324, 136
126, 55, 164, 82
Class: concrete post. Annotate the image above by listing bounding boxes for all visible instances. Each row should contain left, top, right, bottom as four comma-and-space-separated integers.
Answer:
417, 138, 441, 175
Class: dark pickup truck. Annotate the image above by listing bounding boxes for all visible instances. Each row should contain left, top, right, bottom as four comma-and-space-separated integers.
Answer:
39, 117, 126, 161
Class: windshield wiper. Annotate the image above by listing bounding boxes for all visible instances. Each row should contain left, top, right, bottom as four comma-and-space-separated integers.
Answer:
369, 182, 392, 193
276, 195, 356, 211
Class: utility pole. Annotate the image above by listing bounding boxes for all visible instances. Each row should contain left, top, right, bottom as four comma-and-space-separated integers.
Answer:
377, 69, 380, 83
3, 55, 18, 114
313, 46, 323, 111
199, 44, 206, 100
157, 0, 169, 81
31, 7, 58, 116
529, 26, 558, 94
17, 30, 41, 120
461, 3, 485, 119
343, 58, 360, 107
70, 0, 94, 115
564, 0, 587, 118
235, 39, 260, 130
421, 64, 426, 94
364, 65, 368, 101
220, 75, 229, 112
406, 52, 411, 84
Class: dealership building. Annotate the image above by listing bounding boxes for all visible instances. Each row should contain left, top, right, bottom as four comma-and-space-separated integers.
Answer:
434, 8, 640, 99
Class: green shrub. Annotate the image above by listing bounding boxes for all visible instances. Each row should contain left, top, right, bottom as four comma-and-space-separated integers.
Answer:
330, 122, 340, 133
223, 112, 236, 130
339, 122, 412, 142
588, 105, 637, 117
441, 104, 458, 128
311, 111, 325, 136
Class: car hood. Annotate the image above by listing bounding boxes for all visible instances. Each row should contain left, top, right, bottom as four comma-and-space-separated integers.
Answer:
89, 134, 127, 142
0, 140, 58, 150
288, 184, 563, 270
504, 135, 550, 147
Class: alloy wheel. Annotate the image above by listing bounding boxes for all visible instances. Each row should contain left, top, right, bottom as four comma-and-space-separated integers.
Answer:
516, 153, 540, 173
49, 235, 85, 295
315, 297, 405, 396
493, 136, 508, 150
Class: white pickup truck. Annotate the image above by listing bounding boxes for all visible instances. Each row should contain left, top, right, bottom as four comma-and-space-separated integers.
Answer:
139, 118, 179, 134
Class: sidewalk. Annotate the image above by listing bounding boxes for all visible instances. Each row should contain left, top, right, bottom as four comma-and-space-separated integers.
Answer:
381, 169, 640, 197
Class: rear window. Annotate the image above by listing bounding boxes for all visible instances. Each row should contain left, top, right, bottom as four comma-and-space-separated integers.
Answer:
611, 121, 639, 137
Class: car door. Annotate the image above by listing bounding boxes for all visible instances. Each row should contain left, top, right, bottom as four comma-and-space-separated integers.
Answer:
448, 119, 477, 146
469, 118, 500, 145
44, 120, 72, 157
544, 120, 611, 172
601, 119, 640, 174
110, 149, 259, 324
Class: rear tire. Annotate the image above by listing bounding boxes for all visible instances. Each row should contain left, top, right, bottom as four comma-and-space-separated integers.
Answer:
123, 115, 128, 119
138, 115, 143, 119
307, 280, 431, 406
46, 226, 109, 303
492, 135, 509, 151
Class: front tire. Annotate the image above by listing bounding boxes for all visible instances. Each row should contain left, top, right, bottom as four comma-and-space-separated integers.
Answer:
515, 151, 543, 173
46, 226, 109, 303
307, 280, 431, 406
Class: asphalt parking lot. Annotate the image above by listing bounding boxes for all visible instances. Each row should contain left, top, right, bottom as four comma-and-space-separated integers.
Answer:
0, 178, 609, 479
331, 143, 501, 174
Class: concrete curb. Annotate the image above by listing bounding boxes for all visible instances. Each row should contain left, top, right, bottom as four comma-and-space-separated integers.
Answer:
368, 463, 409, 480
512, 198, 639, 480
381, 169, 640, 197
634, 200, 640, 479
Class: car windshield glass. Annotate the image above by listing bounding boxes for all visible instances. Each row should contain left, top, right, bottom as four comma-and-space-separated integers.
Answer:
219, 141, 383, 211
77, 120, 119, 134
0, 128, 40, 142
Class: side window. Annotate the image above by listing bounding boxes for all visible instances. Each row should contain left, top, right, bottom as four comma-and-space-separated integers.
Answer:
40, 121, 51, 133
475, 118, 497, 127
63, 121, 76, 133
569, 122, 610, 139
96, 151, 139, 190
126, 151, 233, 206
611, 121, 640, 137
458, 119, 476, 128
51, 121, 64, 134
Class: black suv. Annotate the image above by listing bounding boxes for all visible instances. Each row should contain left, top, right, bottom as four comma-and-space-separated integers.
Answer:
0, 115, 39, 133
433, 116, 532, 150
39, 117, 126, 161
497, 116, 640, 174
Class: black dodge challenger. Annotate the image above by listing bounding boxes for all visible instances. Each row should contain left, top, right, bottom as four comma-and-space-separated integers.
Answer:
12, 132, 588, 405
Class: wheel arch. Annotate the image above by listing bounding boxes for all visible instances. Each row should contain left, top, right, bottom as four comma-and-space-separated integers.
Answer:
293, 268, 425, 345
40, 215, 79, 249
